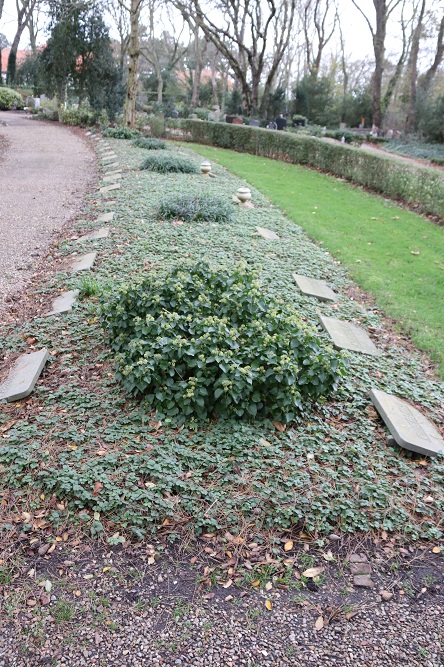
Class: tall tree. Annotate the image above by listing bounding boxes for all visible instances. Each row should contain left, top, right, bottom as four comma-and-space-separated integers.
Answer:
302, 0, 337, 78
404, 0, 426, 131
351, 0, 403, 127
174, 0, 297, 116
7, 0, 39, 84
420, 12, 444, 92
117, 0, 144, 126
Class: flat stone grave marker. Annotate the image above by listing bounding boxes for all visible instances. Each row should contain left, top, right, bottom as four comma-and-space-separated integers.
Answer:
85, 131, 92, 137
69, 252, 97, 272
100, 183, 120, 194
104, 169, 122, 175
101, 155, 117, 163
0, 349, 50, 402
76, 227, 109, 242
47, 289, 79, 315
370, 388, 444, 457
318, 315, 380, 356
103, 162, 119, 170
97, 212, 115, 223
256, 226, 280, 240
102, 173, 122, 183
293, 274, 337, 302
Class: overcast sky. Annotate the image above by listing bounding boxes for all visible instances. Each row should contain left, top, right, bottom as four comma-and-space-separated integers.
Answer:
0, 0, 416, 67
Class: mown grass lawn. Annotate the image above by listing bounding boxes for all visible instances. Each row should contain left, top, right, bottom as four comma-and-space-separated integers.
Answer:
182, 144, 444, 377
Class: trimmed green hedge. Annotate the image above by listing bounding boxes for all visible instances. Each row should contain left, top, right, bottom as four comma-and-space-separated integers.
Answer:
172, 120, 444, 220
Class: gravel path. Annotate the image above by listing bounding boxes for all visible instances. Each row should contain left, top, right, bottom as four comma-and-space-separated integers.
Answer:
0, 111, 95, 309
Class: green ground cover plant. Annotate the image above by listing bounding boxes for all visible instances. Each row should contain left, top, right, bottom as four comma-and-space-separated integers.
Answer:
384, 140, 444, 162
172, 120, 444, 220
100, 262, 344, 422
182, 143, 444, 377
158, 193, 234, 223
103, 126, 141, 139
132, 137, 166, 150
0, 141, 443, 544
141, 153, 197, 173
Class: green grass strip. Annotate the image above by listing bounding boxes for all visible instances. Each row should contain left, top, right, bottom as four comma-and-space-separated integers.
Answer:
183, 143, 444, 377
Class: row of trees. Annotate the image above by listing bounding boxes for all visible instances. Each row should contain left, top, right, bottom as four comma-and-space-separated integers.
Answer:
1, 0, 443, 135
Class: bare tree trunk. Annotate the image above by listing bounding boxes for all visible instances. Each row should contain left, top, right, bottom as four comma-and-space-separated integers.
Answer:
191, 28, 207, 108
123, 0, 141, 127
0, 0, 4, 20
405, 0, 426, 131
382, 0, 411, 116
421, 14, 444, 92
7, 0, 37, 84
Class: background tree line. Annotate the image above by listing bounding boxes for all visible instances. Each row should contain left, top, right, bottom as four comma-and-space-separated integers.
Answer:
0, 0, 443, 138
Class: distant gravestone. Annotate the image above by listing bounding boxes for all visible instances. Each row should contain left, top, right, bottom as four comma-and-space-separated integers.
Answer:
249, 119, 260, 127
318, 315, 380, 356
256, 226, 280, 240
267, 121, 277, 130
100, 183, 120, 194
76, 227, 110, 242
369, 388, 444, 457
171, 110, 179, 119
69, 252, 97, 272
97, 212, 115, 223
103, 162, 119, 170
276, 115, 287, 130
48, 290, 79, 315
0, 349, 50, 402
101, 154, 117, 163
293, 274, 337, 302
232, 117, 243, 125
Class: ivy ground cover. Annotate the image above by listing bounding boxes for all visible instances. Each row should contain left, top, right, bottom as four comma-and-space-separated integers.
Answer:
0, 139, 443, 547
180, 144, 444, 378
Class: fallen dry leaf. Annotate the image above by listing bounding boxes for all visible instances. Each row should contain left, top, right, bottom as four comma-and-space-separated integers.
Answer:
432, 546, 441, 554
272, 421, 286, 432
265, 599, 272, 611
265, 581, 273, 591
302, 566, 324, 578
315, 616, 324, 631
223, 579, 233, 589
284, 540, 294, 552
92, 481, 103, 496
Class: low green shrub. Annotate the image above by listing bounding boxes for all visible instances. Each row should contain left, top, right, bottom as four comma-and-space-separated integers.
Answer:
324, 129, 365, 145
140, 153, 197, 173
103, 126, 141, 139
60, 105, 96, 127
132, 137, 166, 150
145, 114, 165, 138
100, 262, 344, 424
0, 87, 24, 110
366, 135, 389, 144
175, 119, 444, 220
431, 157, 444, 166
158, 194, 234, 223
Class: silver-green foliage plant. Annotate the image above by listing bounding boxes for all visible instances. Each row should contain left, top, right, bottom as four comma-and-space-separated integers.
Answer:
103, 126, 141, 139
0, 87, 24, 110
100, 262, 345, 424
140, 153, 197, 173
132, 137, 166, 150
158, 194, 234, 223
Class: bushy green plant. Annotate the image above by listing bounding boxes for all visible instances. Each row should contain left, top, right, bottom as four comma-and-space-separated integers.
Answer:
60, 105, 96, 127
132, 137, 166, 150
325, 129, 365, 144
140, 153, 197, 173
176, 119, 444, 219
431, 157, 444, 166
158, 194, 234, 223
100, 262, 344, 423
0, 87, 24, 110
145, 114, 165, 138
103, 126, 141, 139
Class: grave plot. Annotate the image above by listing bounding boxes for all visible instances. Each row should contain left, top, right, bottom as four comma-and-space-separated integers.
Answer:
0, 349, 49, 402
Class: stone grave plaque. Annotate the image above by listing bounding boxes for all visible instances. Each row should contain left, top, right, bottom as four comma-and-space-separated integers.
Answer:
100, 183, 120, 194
293, 274, 337, 302
369, 388, 444, 457
0, 349, 50, 402
103, 162, 119, 170
318, 315, 380, 356
48, 290, 79, 315
256, 226, 280, 240
85, 131, 92, 137
101, 154, 117, 163
76, 227, 109, 242
69, 252, 97, 272
102, 173, 122, 183
97, 212, 115, 223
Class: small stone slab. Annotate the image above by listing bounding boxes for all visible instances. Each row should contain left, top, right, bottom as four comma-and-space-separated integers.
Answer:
97, 212, 115, 223
102, 173, 122, 183
100, 183, 120, 194
319, 315, 380, 356
47, 290, 79, 315
369, 388, 444, 457
256, 226, 280, 240
0, 349, 50, 402
103, 162, 119, 170
104, 169, 122, 175
69, 252, 97, 272
76, 227, 109, 242
85, 131, 92, 137
353, 575, 374, 589
293, 274, 337, 302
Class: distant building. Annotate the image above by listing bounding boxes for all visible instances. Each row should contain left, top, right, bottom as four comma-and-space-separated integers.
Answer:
1, 48, 32, 83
